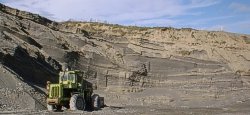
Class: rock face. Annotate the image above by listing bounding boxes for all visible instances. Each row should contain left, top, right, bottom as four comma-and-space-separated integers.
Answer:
0, 3, 250, 112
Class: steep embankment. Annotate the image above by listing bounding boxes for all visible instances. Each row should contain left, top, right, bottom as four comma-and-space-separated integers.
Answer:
61, 22, 250, 73
0, 3, 250, 112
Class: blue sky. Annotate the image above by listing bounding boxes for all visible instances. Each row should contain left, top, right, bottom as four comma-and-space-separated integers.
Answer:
0, 0, 250, 34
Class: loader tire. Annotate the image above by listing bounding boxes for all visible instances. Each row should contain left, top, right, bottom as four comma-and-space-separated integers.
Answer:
55, 105, 62, 111
70, 94, 85, 110
92, 94, 100, 110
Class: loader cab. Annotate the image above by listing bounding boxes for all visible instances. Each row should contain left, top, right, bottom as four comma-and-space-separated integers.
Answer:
59, 70, 84, 88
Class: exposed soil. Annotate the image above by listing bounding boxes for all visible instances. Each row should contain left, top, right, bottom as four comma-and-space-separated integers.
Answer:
0, 3, 250, 115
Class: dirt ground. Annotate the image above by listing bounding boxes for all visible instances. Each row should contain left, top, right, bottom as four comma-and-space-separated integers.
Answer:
1, 99, 250, 115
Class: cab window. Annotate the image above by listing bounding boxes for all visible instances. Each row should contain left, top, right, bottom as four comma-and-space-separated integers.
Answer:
61, 73, 68, 81
68, 73, 75, 82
